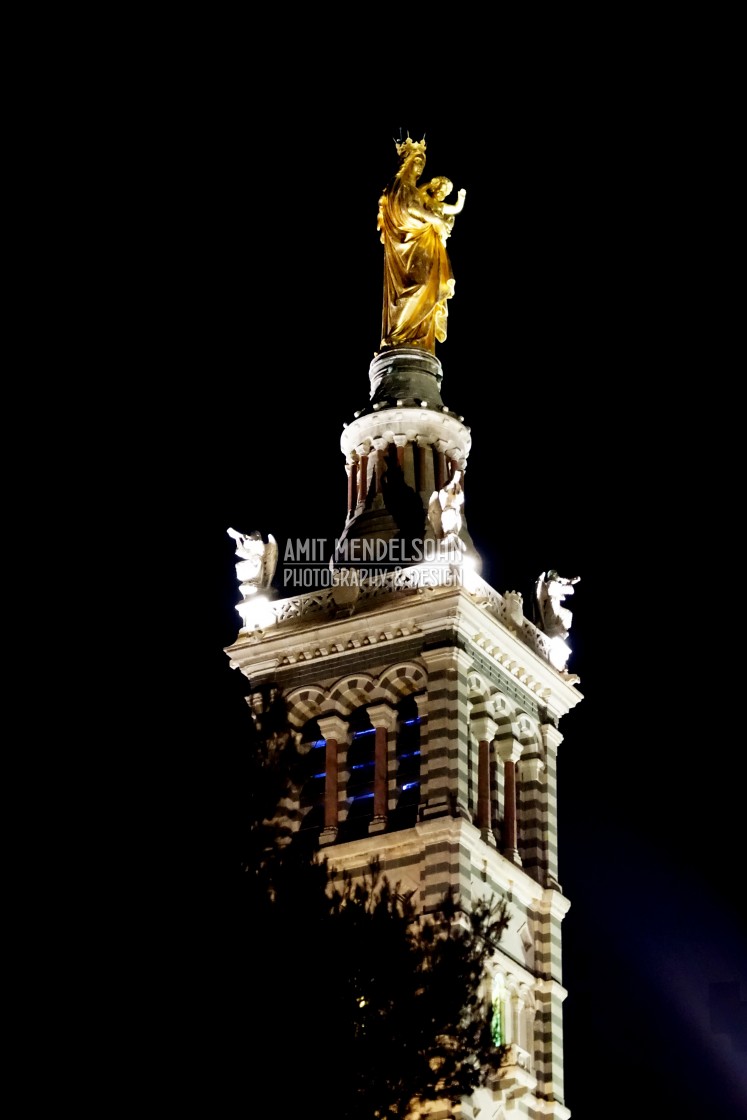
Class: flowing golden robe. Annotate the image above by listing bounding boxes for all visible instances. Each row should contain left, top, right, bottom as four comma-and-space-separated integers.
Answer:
378, 175, 456, 353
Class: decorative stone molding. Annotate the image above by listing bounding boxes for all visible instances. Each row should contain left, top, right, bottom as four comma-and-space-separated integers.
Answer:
226, 590, 582, 737
229, 565, 578, 688
341, 407, 471, 471
317, 715, 348, 743
280, 664, 428, 728
496, 738, 523, 765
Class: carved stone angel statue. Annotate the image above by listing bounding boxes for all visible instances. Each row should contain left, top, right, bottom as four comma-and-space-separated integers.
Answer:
534, 570, 580, 641
227, 528, 278, 598
428, 471, 466, 554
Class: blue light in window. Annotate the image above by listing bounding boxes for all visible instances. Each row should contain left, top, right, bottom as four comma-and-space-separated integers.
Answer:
312, 772, 326, 779
351, 761, 374, 771
402, 781, 420, 791
349, 792, 374, 801
353, 728, 375, 737
402, 718, 421, 726
398, 750, 421, 759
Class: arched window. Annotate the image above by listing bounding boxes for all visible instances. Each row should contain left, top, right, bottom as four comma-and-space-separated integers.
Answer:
491, 973, 506, 1046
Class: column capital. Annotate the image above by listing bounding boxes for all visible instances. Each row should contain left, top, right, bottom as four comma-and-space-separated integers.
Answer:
534, 978, 569, 1001
539, 887, 571, 920
519, 756, 545, 782
496, 736, 522, 764
541, 723, 564, 754
472, 715, 497, 744
317, 715, 348, 742
366, 703, 398, 732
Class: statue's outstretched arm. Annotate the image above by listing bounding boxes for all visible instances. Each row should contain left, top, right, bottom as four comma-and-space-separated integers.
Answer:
443, 188, 467, 216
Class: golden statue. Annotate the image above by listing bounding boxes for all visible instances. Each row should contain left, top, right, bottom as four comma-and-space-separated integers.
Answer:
377, 136, 466, 353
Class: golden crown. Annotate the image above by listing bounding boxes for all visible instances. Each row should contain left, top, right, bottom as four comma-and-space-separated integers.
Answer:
395, 134, 426, 159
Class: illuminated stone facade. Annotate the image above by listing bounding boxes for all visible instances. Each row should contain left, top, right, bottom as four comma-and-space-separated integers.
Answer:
226, 350, 582, 1119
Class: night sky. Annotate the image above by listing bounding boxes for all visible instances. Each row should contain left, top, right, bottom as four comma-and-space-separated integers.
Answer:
180, 114, 744, 1116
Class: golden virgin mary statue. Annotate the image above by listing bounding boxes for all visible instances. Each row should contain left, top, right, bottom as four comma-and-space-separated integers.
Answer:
377, 135, 466, 353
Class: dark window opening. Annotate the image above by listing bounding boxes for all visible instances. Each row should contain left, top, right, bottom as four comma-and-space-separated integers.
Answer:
298, 719, 325, 844
393, 694, 421, 830
344, 709, 375, 840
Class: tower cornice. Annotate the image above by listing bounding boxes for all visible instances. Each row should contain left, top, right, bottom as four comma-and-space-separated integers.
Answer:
225, 576, 582, 720
341, 407, 471, 469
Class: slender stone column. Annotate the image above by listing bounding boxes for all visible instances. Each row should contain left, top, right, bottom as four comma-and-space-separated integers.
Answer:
435, 450, 446, 491
318, 715, 348, 847
497, 737, 523, 865
367, 703, 398, 834
358, 453, 368, 504
417, 440, 435, 498
471, 714, 497, 846
402, 441, 416, 491
372, 446, 384, 495
348, 460, 358, 515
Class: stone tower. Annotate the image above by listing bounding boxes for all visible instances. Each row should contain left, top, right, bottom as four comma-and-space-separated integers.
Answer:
225, 141, 583, 1120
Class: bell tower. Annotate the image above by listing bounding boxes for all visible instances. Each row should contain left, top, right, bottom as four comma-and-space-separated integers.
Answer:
225, 136, 583, 1120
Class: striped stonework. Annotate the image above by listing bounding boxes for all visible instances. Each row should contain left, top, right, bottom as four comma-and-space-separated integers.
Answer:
326, 813, 572, 1118
284, 685, 326, 728
379, 661, 428, 700
226, 579, 582, 1118
531, 891, 567, 985
421, 825, 461, 912
541, 724, 564, 888
517, 751, 547, 881
284, 662, 427, 727
515, 716, 546, 881
531, 890, 570, 1109
328, 674, 378, 711
420, 646, 473, 821
533, 978, 569, 1110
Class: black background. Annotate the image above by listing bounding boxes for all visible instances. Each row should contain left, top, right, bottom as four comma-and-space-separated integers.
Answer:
143, 89, 744, 1116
